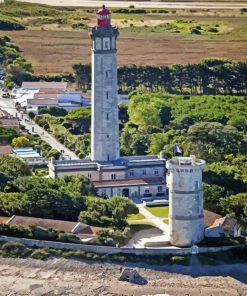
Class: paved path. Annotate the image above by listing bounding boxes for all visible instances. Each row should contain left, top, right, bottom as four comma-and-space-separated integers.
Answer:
137, 204, 169, 232
16, 0, 247, 9
0, 95, 79, 160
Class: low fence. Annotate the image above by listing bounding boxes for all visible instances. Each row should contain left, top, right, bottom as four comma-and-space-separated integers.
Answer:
0, 236, 242, 256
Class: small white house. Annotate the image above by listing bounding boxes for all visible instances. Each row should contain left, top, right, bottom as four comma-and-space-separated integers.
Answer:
12, 147, 46, 165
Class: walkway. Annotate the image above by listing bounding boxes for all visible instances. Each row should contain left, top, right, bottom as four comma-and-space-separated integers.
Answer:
137, 204, 169, 233
125, 204, 170, 248
0, 96, 79, 160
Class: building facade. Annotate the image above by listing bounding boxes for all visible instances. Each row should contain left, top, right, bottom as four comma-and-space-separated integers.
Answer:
166, 156, 205, 247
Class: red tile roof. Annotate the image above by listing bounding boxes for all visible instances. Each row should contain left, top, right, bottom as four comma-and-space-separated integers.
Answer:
0, 145, 12, 155
7, 215, 93, 236
0, 118, 19, 127
93, 177, 163, 188
204, 210, 222, 228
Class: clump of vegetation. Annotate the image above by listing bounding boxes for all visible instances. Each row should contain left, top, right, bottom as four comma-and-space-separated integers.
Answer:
31, 248, 50, 260
71, 23, 88, 30
0, 14, 25, 30
170, 256, 190, 266
0, 223, 81, 243
1, 241, 28, 258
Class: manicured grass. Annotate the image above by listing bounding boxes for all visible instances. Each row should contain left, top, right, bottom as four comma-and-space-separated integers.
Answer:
170, 255, 190, 266
127, 212, 145, 220
128, 223, 157, 236
145, 206, 169, 218
197, 255, 220, 265
128, 220, 155, 226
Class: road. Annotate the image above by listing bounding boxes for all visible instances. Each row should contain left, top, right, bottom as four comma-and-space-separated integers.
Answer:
0, 94, 79, 160
16, 0, 247, 9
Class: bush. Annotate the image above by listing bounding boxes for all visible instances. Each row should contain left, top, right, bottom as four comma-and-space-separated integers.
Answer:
0, 15, 25, 31
170, 255, 190, 266
31, 248, 50, 260
191, 27, 201, 34
0, 223, 33, 238
1, 241, 27, 258
208, 27, 218, 33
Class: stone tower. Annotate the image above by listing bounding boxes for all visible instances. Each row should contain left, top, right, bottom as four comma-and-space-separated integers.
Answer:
89, 5, 119, 162
166, 156, 206, 247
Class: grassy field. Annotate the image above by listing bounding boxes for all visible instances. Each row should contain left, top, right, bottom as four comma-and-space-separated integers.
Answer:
127, 212, 146, 220
0, 1, 246, 74
145, 206, 169, 218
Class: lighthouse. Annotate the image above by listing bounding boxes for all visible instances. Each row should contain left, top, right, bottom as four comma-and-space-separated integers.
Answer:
89, 5, 120, 162
166, 156, 206, 247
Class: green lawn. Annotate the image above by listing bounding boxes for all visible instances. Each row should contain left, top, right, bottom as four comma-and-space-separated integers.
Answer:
128, 223, 157, 236
145, 206, 169, 218
127, 212, 145, 220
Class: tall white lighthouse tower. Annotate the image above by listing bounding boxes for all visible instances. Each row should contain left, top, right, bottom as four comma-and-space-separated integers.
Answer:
166, 156, 206, 247
89, 6, 119, 162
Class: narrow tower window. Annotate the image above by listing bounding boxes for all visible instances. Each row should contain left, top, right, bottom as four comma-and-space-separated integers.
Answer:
106, 92, 109, 99
107, 113, 109, 120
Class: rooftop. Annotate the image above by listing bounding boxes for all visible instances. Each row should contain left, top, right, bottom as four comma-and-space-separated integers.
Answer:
6, 215, 97, 236
0, 117, 19, 127
167, 156, 205, 167
22, 82, 67, 90
93, 177, 163, 188
204, 210, 222, 228
12, 147, 43, 159
0, 145, 13, 155
27, 98, 58, 105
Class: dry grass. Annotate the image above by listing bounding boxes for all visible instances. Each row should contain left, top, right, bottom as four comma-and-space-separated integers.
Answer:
2, 27, 246, 75
0, 6, 246, 75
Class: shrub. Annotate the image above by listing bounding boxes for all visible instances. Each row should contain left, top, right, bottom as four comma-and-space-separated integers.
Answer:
1, 241, 27, 258
191, 27, 201, 35
170, 255, 190, 266
208, 27, 218, 33
31, 248, 50, 260
0, 15, 25, 31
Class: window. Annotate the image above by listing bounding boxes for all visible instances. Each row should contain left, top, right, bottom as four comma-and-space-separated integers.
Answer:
195, 181, 199, 190
107, 134, 109, 139
158, 186, 163, 193
107, 154, 110, 161
106, 92, 109, 99
111, 173, 116, 180
106, 71, 110, 78
130, 170, 134, 177
104, 41, 109, 49
145, 189, 149, 194
155, 169, 159, 176
142, 169, 146, 176
107, 113, 109, 120
88, 173, 91, 179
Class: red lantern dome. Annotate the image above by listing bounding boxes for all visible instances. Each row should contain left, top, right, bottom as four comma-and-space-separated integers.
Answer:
96, 5, 111, 27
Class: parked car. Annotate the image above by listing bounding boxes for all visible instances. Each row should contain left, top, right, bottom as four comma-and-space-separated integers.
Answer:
143, 193, 152, 198
2, 93, 10, 98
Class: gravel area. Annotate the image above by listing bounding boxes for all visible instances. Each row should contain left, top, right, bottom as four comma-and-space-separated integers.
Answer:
0, 257, 246, 295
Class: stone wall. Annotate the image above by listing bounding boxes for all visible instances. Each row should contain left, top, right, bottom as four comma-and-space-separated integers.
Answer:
0, 236, 241, 256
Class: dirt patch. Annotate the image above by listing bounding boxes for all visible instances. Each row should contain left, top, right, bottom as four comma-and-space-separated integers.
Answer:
0, 257, 246, 295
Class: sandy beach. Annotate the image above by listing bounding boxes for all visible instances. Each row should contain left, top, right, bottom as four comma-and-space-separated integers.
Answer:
0, 257, 246, 296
